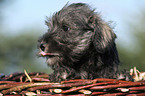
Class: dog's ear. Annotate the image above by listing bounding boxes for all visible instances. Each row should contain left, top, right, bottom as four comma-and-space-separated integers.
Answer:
88, 15, 117, 53
88, 15, 120, 66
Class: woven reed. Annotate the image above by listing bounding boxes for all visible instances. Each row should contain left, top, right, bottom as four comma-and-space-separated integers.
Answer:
0, 71, 145, 96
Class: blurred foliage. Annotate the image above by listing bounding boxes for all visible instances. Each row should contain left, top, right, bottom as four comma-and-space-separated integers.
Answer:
0, 0, 52, 74
0, 31, 53, 74
118, 10, 145, 71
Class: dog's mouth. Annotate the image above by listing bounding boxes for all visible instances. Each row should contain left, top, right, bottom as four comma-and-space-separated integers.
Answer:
40, 51, 60, 57
39, 51, 60, 65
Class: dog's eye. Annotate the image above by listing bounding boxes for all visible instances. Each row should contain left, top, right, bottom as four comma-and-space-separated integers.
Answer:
62, 25, 70, 32
40, 44, 45, 51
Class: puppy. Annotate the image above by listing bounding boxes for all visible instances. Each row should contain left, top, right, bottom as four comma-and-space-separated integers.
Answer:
38, 3, 132, 82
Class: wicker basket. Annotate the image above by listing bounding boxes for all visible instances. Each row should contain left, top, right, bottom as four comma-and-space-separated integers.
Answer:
0, 71, 145, 96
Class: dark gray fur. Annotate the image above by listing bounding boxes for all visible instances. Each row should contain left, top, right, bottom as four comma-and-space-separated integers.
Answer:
38, 3, 132, 82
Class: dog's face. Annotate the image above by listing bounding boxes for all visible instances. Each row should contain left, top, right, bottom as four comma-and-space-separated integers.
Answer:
38, 3, 116, 67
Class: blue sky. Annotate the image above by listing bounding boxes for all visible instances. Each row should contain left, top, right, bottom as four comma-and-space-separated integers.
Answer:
2, 0, 145, 45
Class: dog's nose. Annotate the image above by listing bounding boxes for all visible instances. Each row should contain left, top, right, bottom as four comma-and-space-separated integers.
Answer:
40, 44, 45, 51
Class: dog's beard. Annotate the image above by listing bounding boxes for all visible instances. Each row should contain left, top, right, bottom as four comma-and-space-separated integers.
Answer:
38, 50, 60, 66
45, 56, 59, 66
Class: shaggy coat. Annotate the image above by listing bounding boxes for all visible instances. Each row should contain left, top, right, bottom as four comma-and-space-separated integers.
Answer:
38, 3, 131, 82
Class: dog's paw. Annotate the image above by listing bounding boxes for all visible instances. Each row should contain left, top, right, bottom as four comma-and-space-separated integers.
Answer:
116, 70, 134, 81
